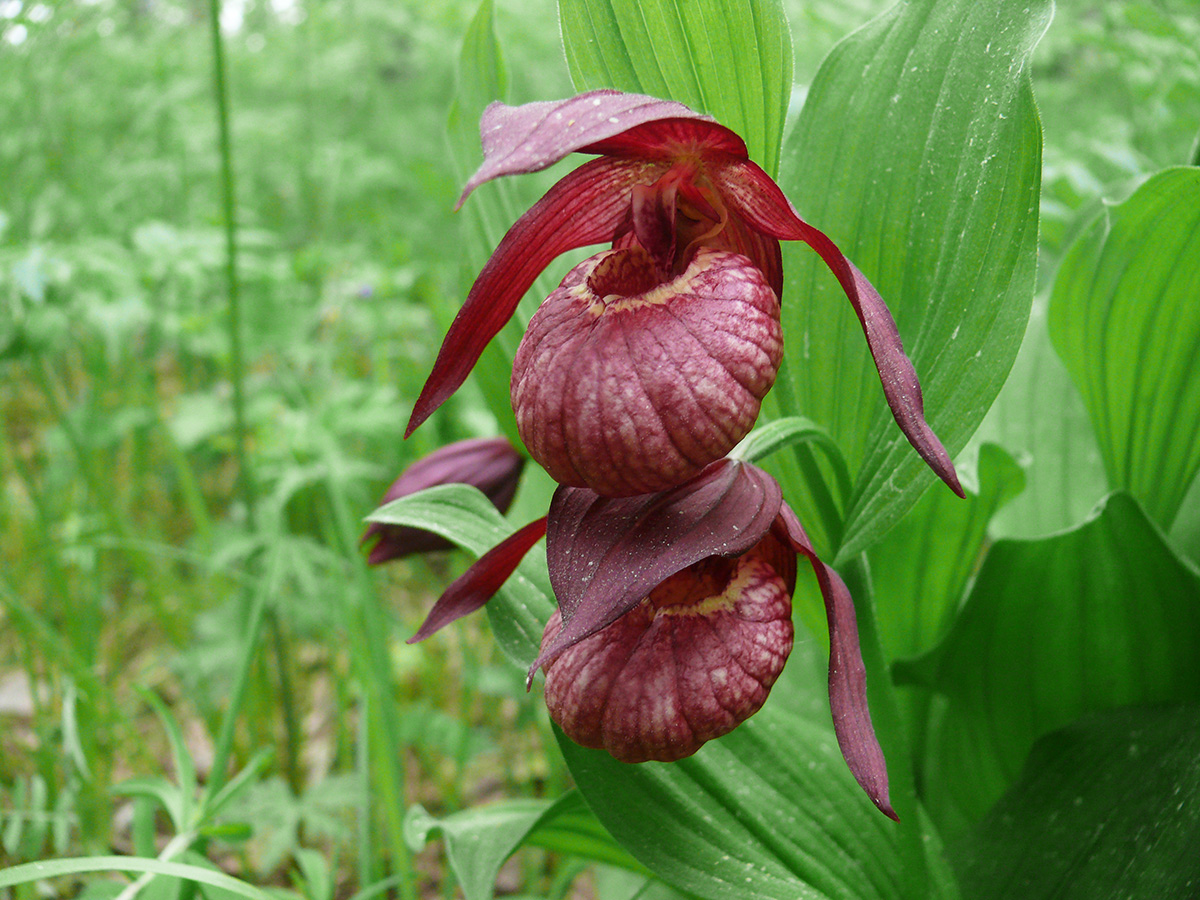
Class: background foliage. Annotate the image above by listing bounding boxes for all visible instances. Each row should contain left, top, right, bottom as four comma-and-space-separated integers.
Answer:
1, 0, 1198, 897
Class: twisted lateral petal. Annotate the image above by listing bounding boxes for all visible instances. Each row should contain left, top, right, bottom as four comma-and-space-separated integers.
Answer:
407, 516, 548, 643
458, 90, 711, 205
774, 503, 896, 820
716, 159, 964, 497
406, 156, 655, 436
530, 459, 782, 681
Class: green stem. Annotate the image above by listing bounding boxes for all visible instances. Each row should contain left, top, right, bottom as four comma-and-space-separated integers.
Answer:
207, 0, 256, 527
208, 0, 303, 795
202, 548, 279, 808
840, 555, 929, 892
324, 469, 417, 899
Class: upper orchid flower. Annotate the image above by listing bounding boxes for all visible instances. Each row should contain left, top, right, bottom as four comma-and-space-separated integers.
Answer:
406, 89, 962, 500
361, 437, 525, 564
401, 458, 896, 819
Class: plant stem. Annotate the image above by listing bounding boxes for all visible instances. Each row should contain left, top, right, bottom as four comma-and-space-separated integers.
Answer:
840, 555, 930, 893
206, 0, 256, 527
208, 0, 302, 794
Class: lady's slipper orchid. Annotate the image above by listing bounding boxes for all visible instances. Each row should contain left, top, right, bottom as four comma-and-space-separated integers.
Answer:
361, 437, 525, 564
406, 458, 896, 819
406, 89, 962, 500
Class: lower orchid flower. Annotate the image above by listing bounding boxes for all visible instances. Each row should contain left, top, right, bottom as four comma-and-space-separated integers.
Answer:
405, 457, 896, 820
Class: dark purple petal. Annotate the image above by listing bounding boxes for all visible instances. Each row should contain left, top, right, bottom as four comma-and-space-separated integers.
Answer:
406, 157, 654, 437
407, 516, 548, 643
774, 503, 896, 820
715, 159, 964, 498
362, 438, 526, 563
458, 90, 721, 205
529, 459, 783, 680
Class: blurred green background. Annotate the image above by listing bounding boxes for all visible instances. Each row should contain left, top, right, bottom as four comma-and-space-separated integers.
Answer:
0, 0, 1197, 894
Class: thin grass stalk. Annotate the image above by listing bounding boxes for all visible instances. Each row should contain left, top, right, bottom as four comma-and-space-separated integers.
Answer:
322, 470, 417, 900
201, 547, 281, 807
206, 0, 255, 524
207, 0, 303, 793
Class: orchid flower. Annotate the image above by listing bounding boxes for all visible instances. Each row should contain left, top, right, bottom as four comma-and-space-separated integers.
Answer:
403, 458, 896, 820
406, 89, 962, 500
361, 437, 525, 564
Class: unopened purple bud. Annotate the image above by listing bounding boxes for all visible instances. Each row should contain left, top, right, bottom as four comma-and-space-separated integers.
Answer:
511, 246, 783, 497
541, 532, 795, 762
363, 437, 525, 564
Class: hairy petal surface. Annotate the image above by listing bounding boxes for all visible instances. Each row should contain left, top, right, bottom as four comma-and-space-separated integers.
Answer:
531, 459, 783, 679
775, 504, 895, 819
407, 157, 656, 435
408, 516, 548, 643
717, 158, 963, 497
512, 247, 783, 496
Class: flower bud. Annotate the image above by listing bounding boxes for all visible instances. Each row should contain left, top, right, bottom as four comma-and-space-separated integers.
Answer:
540, 531, 795, 763
363, 437, 525, 564
511, 246, 783, 497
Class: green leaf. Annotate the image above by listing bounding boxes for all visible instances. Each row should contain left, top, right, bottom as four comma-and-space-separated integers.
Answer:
367, 483, 554, 663
954, 705, 1200, 900
870, 443, 1024, 661
556, 639, 957, 900
976, 303, 1108, 540
446, 0, 524, 442
1048, 166, 1200, 530
0, 857, 273, 900
771, 0, 1049, 560
903, 493, 1200, 837
559, 0, 793, 176
404, 791, 646, 900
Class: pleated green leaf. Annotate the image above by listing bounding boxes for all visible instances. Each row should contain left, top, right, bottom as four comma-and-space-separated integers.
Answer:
955, 705, 1200, 900
902, 492, 1200, 837
869, 443, 1024, 662
559, 0, 792, 175
772, 0, 1048, 560
556, 639, 959, 900
975, 305, 1108, 540
404, 792, 647, 900
1048, 166, 1200, 530
368, 484, 553, 663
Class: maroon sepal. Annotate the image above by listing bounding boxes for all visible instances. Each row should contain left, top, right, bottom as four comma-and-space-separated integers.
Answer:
457, 90, 720, 205
406, 156, 653, 436
717, 159, 964, 498
407, 516, 548, 643
529, 459, 782, 682
774, 503, 896, 820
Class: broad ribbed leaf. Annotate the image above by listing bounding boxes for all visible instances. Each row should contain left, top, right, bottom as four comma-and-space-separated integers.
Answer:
559, 0, 793, 175
557, 638, 958, 900
976, 304, 1108, 539
1048, 167, 1200, 530
404, 792, 647, 900
902, 492, 1200, 837
772, 0, 1049, 561
367, 484, 553, 662
869, 443, 1024, 661
955, 705, 1200, 900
